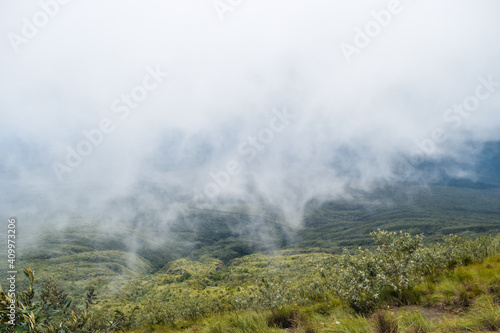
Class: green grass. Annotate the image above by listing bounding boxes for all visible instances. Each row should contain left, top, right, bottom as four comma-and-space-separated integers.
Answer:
2, 241, 500, 332
124, 254, 500, 332
1, 185, 500, 331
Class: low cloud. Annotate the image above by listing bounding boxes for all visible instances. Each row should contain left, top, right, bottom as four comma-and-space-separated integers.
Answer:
1, 0, 500, 229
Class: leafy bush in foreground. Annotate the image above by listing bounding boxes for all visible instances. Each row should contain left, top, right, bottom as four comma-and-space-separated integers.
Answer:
0, 268, 122, 332
331, 231, 500, 313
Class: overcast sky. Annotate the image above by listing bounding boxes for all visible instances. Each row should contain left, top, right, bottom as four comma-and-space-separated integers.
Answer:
1, 0, 500, 224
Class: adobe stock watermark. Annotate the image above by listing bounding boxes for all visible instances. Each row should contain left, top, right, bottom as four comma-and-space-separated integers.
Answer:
340, 0, 405, 64
213, 0, 243, 21
196, 107, 296, 200
6, 218, 17, 326
52, 65, 168, 182
397, 74, 499, 176
7, 0, 73, 54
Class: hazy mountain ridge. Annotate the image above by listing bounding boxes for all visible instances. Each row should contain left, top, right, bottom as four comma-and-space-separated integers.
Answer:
2, 184, 499, 301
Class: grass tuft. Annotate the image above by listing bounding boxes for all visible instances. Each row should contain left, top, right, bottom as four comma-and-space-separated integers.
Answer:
373, 311, 398, 333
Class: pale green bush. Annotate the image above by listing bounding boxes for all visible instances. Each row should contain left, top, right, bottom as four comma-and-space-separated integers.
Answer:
330, 231, 500, 313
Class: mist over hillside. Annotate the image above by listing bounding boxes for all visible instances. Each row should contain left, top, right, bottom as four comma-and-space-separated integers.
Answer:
3, 2, 500, 331
1, 0, 500, 252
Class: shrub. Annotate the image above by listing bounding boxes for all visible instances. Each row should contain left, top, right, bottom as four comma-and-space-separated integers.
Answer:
0, 268, 122, 333
333, 231, 424, 313
330, 231, 500, 314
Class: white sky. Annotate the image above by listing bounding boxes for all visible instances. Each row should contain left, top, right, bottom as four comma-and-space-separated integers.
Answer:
1, 0, 500, 222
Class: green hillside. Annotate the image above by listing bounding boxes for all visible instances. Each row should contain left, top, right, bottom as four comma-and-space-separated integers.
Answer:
1, 185, 500, 331
2, 185, 500, 295
2, 231, 500, 332
297, 185, 500, 249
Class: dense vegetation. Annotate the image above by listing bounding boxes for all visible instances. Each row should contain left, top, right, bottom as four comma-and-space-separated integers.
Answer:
1, 185, 499, 331
1, 231, 499, 332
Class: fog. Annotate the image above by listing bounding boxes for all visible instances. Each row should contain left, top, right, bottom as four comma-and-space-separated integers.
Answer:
1, 0, 500, 230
